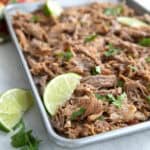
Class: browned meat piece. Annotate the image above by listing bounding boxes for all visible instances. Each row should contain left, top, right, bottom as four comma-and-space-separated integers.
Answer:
23, 23, 48, 41
81, 75, 117, 89
15, 29, 29, 50
97, 87, 122, 96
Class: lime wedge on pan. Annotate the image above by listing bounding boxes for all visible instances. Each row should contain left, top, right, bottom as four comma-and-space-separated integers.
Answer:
43, 73, 81, 115
117, 17, 149, 28
0, 89, 34, 132
44, 0, 63, 17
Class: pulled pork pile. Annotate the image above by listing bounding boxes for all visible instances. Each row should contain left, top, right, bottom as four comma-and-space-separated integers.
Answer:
13, 2, 150, 138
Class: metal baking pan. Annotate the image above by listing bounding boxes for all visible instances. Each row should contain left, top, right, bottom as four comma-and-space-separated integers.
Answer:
4, 0, 150, 148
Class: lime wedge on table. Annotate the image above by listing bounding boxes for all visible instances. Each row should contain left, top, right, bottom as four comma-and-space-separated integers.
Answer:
0, 89, 34, 132
44, 0, 63, 17
117, 17, 149, 28
43, 73, 81, 115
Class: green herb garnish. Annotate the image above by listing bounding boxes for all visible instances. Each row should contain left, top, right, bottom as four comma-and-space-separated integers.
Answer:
95, 94, 106, 101
59, 48, 73, 61
139, 38, 150, 47
11, 122, 41, 150
117, 80, 124, 87
129, 65, 137, 72
30, 15, 40, 23
145, 57, 150, 63
91, 66, 101, 75
147, 96, 150, 103
84, 34, 97, 43
107, 92, 127, 108
104, 5, 123, 16
70, 107, 86, 121
104, 44, 120, 57
97, 116, 104, 121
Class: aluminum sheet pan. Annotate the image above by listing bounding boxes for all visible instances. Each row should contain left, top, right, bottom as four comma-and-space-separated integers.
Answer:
4, 0, 150, 148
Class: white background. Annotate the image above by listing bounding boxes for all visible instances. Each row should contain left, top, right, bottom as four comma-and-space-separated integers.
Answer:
0, 0, 150, 149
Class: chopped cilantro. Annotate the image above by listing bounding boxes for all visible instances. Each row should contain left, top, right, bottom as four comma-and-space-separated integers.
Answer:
59, 48, 73, 61
91, 66, 101, 75
104, 44, 120, 57
129, 65, 137, 72
107, 92, 127, 108
139, 38, 150, 47
104, 5, 123, 16
145, 57, 150, 63
84, 34, 98, 43
95, 94, 106, 101
70, 107, 86, 121
147, 96, 150, 103
30, 15, 40, 23
97, 116, 104, 121
11, 122, 41, 150
117, 80, 124, 87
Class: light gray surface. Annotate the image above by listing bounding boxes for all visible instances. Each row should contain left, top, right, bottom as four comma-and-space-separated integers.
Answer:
0, 42, 150, 150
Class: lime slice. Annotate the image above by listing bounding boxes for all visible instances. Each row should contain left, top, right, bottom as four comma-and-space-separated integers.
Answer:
44, 0, 63, 17
0, 89, 34, 114
0, 89, 34, 132
43, 73, 81, 115
117, 17, 149, 28
0, 113, 22, 132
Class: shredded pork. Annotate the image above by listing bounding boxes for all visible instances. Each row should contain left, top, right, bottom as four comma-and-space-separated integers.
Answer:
13, 2, 150, 138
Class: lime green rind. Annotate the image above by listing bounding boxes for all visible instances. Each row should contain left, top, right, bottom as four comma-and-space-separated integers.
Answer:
44, 0, 63, 17
117, 17, 149, 28
0, 89, 34, 132
43, 73, 81, 115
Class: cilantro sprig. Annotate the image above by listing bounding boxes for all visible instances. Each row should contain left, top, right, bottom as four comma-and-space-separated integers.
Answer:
139, 38, 150, 47
70, 107, 86, 121
11, 122, 41, 150
91, 66, 101, 75
58, 48, 73, 61
30, 15, 40, 23
84, 34, 98, 43
104, 5, 123, 16
104, 44, 120, 57
95, 92, 127, 108
145, 57, 150, 63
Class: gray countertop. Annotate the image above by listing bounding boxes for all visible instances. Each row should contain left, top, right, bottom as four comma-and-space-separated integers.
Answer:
0, 42, 150, 150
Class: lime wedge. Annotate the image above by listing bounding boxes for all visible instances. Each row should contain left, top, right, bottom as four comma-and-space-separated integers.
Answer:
44, 0, 63, 17
0, 89, 34, 132
0, 89, 34, 113
117, 17, 149, 28
43, 73, 81, 115
0, 113, 22, 132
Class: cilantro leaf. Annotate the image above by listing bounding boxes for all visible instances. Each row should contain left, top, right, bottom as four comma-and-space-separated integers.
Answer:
30, 15, 40, 23
11, 122, 41, 150
91, 66, 101, 75
117, 80, 124, 87
145, 57, 150, 63
97, 116, 104, 121
104, 5, 123, 16
129, 65, 137, 72
113, 92, 127, 108
95, 94, 106, 101
139, 38, 150, 47
107, 92, 127, 108
70, 107, 86, 121
147, 96, 150, 103
104, 44, 120, 57
59, 48, 73, 61
84, 34, 97, 43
